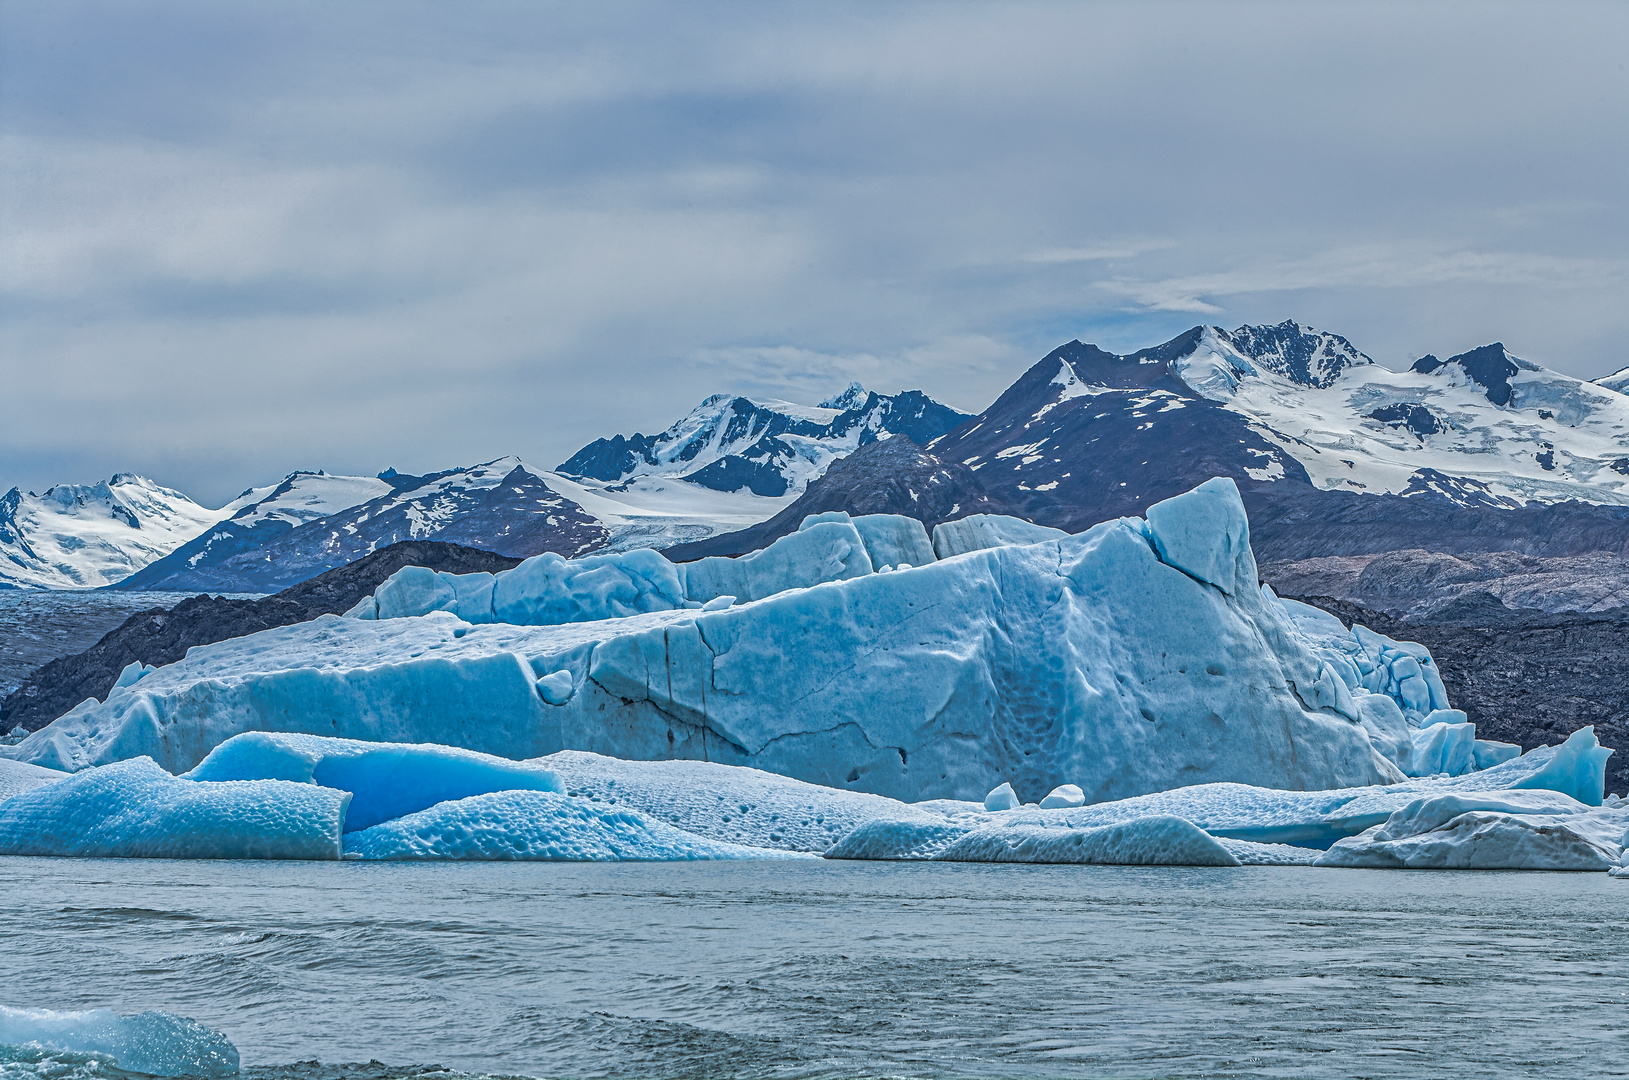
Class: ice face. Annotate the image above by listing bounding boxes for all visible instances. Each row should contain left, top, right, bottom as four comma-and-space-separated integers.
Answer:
678, 520, 874, 604
0, 1005, 239, 1078
341, 789, 814, 861
930, 514, 1068, 559
0, 757, 347, 859
1, 480, 1405, 802
187, 732, 563, 832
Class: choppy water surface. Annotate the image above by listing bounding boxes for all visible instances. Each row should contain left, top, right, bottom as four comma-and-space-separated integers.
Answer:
0, 591, 264, 698
0, 858, 1624, 1080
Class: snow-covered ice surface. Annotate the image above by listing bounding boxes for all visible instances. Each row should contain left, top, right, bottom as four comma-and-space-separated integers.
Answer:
0, 758, 348, 859
0, 1005, 239, 1078
933, 816, 1241, 866
6, 479, 1404, 804
538, 750, 963, 852
0, 474, 225, 589
0, 758, 64, 802
341, 789, 812, 861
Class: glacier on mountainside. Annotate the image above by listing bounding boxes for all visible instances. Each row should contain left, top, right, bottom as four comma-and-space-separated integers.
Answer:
7, 478, 1413, 802
0, 1005, 239, 1079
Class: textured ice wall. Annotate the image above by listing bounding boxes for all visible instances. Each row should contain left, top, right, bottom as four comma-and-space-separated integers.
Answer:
5, 479, 1398, 803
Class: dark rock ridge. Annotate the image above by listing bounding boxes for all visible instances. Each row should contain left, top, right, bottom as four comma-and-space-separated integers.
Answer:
557, 387, 970, 498
2, 541, 522, 734
661, 437, 1011, 561
119, 462, 601, 594
1262, 550, 1629, 618
1411, 343, 1529, 407
1285, 593, 1627, 799
1226, 319, 1374, 388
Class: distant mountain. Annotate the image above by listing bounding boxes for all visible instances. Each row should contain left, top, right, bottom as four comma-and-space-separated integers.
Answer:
925, 321, 1629, 539
557, 384, 970, 497
0, 475, 224, 589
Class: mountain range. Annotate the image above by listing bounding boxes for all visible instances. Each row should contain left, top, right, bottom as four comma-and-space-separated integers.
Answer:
7, 320, 1629, 596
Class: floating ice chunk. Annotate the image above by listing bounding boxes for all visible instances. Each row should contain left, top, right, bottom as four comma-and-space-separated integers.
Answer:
536, 670, 575, 705
0, 758, 66, 802
0, 757, 347, 859
1410, 721, 1477, 777
536, 751, 951, 852
188, 732, 562, 832
1039, 784, 1086, 809
342, 789, 812, 861
700, 594, 736, 611
1317, 797, 1622, 871
1473, 739, 1522, 769
984, 782, 1021, 811
822, 818, 973, 860
493, 548, 686, 625
930, 514, 1067, 559
0, 1005, 239, 1078
1143, 477, 1250, 595
680, 521, 874, 603
1610, 865, 1629, 877
935, 816, 1241, 866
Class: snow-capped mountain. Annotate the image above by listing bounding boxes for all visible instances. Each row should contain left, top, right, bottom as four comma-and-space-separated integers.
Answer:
0, 475, 223, 589
928, 320, 1629, 534
1592, 364, 1629, 395
557, 384, 969, 497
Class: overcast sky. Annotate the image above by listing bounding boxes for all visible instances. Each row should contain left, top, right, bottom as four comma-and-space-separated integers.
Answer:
2, 1, 1626, 505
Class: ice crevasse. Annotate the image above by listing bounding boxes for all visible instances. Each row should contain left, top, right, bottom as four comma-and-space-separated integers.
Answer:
7, 479, 1415, 803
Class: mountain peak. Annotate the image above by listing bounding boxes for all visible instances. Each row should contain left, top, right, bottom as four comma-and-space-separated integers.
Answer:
1225, 320, 1373, 388
1412, 343, 1529, 406
819, 382, 870, 411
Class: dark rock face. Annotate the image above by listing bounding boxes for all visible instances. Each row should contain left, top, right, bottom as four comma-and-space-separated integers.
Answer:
119, 465, 602, 594
1227, 320, 1373, 388
1283, 594, 1628, 799
1367, 403, 1449, 438
1, 541, 522, 735
924, 338, 1315, 533
660, 438, 1010, 561
1411, 343, 1523, 406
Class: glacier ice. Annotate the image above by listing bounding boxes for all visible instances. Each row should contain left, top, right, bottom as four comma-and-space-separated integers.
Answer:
1317, 795, 1628, 870
1410, 720, 1478, 777
0, 758, 65, 802
931, 514, 1067, 559
187, 732, 563, 831
678, 520, 874, 603
0, 757, 348, 859
341, 789, 812, 861
822, 818, 976, 860
536, 750, 959, 852
0, 1005, 239, 1078
7, 479, 1403, 803
936, 816, 1240, 866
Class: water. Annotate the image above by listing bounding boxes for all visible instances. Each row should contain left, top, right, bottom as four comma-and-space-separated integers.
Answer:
1, 859, 1624, 1080
0, 592, 265, 699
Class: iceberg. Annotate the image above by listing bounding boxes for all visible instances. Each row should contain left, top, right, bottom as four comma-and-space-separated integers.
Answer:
931, 514, 1067, 559
1317, 795, 1628, 871
0, 757, 348, 859
341, 789, 813, 861
188, 732, 564, 831
5, 479, 1404, 805
0, 1005, 238, 1079
934, 815, 1241, 866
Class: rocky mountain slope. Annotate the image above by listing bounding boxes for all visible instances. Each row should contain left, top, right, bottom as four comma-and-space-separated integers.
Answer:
2, 540, 521, 735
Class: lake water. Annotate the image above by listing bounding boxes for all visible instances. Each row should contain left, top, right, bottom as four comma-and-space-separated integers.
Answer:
0, 591, 265, 700
1, 858, 1624, 1080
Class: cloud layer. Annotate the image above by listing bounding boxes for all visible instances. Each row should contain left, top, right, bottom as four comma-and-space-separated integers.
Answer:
2, 1, 1625, 504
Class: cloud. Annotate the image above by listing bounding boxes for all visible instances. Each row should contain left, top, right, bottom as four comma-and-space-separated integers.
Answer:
2, 1, 1627, 502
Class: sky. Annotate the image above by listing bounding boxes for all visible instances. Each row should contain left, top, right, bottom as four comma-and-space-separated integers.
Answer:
2, 1, 1626, 507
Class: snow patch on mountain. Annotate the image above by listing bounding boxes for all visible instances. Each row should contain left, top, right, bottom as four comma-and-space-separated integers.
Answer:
0, 475, 223, 589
